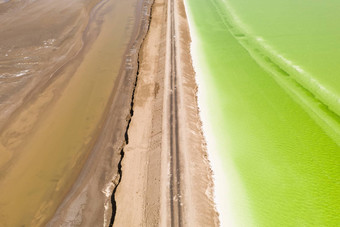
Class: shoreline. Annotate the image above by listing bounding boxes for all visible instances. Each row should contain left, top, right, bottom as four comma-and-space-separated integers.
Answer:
48, 0, 154, 226
184, 2, 229, 226
184, 0, 253, 226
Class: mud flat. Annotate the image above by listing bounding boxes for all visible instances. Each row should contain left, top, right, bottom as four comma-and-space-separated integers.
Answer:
0, 0, 149, 225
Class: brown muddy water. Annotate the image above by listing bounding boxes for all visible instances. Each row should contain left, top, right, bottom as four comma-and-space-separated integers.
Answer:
0, 0, 142, 225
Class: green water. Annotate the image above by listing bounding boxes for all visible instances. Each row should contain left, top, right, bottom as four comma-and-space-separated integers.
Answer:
186, 0, 340, 226
223, 0, 340, 118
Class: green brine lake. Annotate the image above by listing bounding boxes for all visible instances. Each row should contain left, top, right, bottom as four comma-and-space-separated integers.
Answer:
185, 0, 340, 226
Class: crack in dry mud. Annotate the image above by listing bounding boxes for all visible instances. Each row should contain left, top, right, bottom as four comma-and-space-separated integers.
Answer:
108, 1, 154, 225
108, 66, 137, 226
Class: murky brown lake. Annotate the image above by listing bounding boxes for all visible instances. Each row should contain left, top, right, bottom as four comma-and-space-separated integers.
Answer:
0, 0, 141, 225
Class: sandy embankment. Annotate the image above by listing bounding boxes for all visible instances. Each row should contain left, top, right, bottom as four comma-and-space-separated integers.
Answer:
114, 0, 219, 225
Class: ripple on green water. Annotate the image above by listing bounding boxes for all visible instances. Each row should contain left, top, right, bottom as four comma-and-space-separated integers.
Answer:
186, 0, 340, 225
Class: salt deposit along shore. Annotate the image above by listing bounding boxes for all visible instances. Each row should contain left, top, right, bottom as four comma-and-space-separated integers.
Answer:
184, 1, 250, 226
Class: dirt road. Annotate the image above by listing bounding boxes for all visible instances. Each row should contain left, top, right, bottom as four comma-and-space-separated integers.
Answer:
169, 0, 183, 225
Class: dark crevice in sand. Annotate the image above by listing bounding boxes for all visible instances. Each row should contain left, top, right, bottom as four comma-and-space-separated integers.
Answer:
108, 60, 138, 227
108, 1, 154, 225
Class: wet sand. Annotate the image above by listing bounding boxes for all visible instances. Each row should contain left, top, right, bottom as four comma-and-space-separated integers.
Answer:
0, 0, 147, 225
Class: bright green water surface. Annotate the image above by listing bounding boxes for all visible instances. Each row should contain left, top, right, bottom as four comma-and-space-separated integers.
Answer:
186, 0, 340, 226
223, 0, 340, 117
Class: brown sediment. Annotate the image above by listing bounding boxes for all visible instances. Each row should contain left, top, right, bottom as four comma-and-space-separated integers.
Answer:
48, 0, 155, 226
0, 0, 98, 134
0, 0, 148, 225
